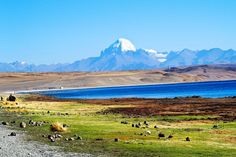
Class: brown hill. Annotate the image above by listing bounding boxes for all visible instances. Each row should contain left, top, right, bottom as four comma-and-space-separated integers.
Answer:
1, 64, 236, 92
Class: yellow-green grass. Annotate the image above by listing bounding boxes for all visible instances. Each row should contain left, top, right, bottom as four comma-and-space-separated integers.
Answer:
0, 98, 236, 157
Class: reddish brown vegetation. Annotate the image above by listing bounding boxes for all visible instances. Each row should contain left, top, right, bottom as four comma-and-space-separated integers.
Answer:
25, 95, 236, 121
78, 97, 236, 120
23, 94, 67, 102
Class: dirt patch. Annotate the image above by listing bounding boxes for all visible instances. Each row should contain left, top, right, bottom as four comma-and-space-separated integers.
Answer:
224, 136, 236, 143
209, 130, 236, 135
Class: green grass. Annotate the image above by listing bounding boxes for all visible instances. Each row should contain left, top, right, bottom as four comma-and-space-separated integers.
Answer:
0, 100, 236, 157
154, 115, 219, 121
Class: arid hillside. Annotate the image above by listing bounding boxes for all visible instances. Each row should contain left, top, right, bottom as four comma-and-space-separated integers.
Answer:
1, 64, 236, 92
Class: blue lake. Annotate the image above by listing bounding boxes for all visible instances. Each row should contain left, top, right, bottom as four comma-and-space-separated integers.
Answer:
35, 80, 236, 99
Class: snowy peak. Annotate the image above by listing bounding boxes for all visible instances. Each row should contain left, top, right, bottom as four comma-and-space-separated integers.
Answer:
110, 38, 136, 52
144, 49, 157, 53
11, 61, 28, 66
102, 38, 168, 63
1, 37, 236, 72
143, 49, 168, 63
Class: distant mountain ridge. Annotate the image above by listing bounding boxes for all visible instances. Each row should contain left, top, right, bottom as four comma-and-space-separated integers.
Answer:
1, 38, 236, 72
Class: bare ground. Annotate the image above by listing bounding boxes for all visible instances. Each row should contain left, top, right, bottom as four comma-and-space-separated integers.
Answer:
0, 125, 92, 157
1, 64, 236, 92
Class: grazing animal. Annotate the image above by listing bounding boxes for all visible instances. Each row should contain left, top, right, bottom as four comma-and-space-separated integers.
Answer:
168, 135, 173, 139
7, 94, 16, 102
158, 133, 165, 138
186, 137, 190, 141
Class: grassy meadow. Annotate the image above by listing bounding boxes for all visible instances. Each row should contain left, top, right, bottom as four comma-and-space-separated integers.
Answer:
0, 95, 236, 157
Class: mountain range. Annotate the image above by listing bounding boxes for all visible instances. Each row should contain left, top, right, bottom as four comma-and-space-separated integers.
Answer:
1, 38, 236, 72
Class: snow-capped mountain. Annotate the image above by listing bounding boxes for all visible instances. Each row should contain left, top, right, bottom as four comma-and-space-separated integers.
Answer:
60, 38, 167, 71
1, 38, 236, 72
161, 48, 236, 67
106, 38, 137, 52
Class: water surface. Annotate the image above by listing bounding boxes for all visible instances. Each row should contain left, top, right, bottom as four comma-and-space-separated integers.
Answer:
38, 80, 236, 99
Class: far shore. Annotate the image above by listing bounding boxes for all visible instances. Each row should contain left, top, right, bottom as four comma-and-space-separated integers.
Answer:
4, 81, 186, 94
1, 64, 236, 94
7, 79, 236, 95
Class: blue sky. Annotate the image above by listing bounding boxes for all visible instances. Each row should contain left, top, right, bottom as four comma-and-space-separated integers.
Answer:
0, 0, 236, 64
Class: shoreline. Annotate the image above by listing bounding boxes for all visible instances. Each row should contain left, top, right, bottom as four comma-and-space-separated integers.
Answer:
1, 91, 236, 156
1, 65, 236, 94
13, 79, 236, 95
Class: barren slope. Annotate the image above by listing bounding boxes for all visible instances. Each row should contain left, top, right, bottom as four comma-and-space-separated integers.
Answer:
1, 64, 236, 92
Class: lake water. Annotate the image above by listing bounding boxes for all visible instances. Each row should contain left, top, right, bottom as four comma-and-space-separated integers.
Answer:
37, 80, 236, 99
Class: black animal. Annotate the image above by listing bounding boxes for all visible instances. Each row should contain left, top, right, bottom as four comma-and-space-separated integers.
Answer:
7, 94, 16, 101
158, 133, 165, 138
186, 137, 190, 141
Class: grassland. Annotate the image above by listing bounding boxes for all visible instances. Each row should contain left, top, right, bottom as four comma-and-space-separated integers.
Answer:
0, 95, 236, 157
